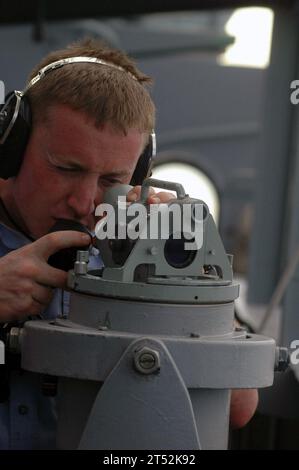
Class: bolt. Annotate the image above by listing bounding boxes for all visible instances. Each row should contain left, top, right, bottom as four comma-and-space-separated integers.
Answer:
76, 250, 89, 263
74, 250, 89, 275
147, 246, 158, 256
9, 327, 22, 354
134, 347, 160, 375
275, 347, 290, 372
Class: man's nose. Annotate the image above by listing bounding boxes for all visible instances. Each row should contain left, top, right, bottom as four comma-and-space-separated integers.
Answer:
67, 178, 103, 220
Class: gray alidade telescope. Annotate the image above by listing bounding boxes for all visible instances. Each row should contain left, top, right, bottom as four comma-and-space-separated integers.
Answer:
17, 178, 281, 449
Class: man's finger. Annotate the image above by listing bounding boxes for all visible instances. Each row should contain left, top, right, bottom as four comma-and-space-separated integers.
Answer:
127, 186, 156, 202
35, 263, 68, 288
147, 191, 176, 204
32, 284, 55, 306
33, 231, 91, 260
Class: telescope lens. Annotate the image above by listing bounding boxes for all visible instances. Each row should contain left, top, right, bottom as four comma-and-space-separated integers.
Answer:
164, 234, 196, 269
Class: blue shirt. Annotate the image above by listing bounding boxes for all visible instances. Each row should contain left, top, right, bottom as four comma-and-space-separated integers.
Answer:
0, 222, 102, 449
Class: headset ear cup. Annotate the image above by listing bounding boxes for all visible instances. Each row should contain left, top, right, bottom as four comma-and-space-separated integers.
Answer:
130, 135, 154, 186
0, 93, 32, 179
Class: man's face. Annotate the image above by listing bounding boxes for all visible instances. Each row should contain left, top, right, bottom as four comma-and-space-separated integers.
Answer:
9, 104, 145, 238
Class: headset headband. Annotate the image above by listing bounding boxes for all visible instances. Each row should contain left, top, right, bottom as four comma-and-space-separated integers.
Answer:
0, 56, 156, 181
24, 56, 138, 94
0, 57, 141, 146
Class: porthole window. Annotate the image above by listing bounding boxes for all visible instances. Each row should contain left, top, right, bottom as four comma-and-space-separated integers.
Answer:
152, 162, 220, 224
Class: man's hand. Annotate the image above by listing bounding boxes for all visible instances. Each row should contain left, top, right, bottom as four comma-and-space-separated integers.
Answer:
0, 231, 91, 322
230, 389, 259, 429
127, 186, 176, 204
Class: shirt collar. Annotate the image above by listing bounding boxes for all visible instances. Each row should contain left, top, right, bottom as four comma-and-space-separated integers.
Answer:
0, 221, 31, 250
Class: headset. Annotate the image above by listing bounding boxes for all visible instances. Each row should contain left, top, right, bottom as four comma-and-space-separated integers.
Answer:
0, 57, 156, 184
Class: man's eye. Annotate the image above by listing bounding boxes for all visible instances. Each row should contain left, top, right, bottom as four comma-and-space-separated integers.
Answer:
101, 179, 121, 187
55, 166, 79, 173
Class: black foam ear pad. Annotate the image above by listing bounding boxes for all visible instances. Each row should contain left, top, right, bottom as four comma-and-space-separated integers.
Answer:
130, 137, 154, 186
0, 92, 16, 136
0, 92, 32, 179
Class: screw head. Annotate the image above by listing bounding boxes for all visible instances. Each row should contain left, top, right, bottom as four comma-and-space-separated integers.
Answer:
134, 347, 160, 375
147, 246, 158, 256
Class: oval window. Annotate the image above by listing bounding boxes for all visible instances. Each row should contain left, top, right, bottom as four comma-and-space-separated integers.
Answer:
152, 162, 220, 224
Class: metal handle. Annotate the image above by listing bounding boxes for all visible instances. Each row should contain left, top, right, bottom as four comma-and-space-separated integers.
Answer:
140, 178, 186, 204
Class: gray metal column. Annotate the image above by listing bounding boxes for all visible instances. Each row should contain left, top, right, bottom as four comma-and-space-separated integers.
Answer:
279, 19, 299, 357
248, 6, 299, 304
